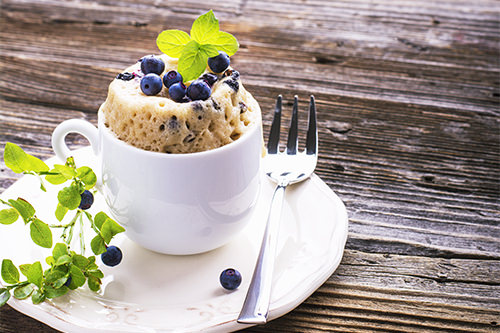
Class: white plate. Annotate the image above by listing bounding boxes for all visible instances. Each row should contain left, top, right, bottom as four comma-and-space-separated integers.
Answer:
0, 147, 348, 332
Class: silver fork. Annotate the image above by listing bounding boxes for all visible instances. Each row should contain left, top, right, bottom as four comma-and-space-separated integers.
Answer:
237, 95, 318, 324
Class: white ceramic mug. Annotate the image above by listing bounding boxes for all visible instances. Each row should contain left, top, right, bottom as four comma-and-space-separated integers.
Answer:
51, 110, 262, 255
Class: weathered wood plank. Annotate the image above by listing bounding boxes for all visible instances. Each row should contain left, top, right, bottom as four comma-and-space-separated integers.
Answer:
1, 0, 499, 332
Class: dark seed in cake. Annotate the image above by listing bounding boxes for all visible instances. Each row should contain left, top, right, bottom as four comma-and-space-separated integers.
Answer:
224, 79, 239, 92
239, 102, 247, 113
211, 99, 221, 111
192, 101, 204, 112
116, 72, 135, 81
167, 115, 179, 129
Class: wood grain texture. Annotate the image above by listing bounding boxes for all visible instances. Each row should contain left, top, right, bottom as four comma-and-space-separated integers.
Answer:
1, 0, 499, 332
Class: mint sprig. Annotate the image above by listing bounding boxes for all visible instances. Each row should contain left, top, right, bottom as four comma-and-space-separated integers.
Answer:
156, 10, 239, 81
0, 142, 125, 307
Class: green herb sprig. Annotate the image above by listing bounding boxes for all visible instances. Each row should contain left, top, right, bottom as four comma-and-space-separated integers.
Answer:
0, 143, 125, 307
156, 10, 239, 81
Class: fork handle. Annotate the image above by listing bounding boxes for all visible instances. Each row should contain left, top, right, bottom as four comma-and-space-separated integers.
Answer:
237, 183, 287, 324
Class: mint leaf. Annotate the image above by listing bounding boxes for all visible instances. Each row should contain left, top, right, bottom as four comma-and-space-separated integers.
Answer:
76, 167, 97, 189
30, 219, 53, 248
178, 40, 208, 81
91, 235, 107, 255
57, 185, 81, 210
8, 198, 35, 224
1, 259, 19, 284
156, 29, 191, 58
199, 43, 220, 58
13, 283, 34, 300
0, 208, 19, 225
190, 10, 219, 44
26, 262, 43, 288
205, 31, 239, 56
31, 289, 45, 304
4, 143, 48, 173
0, 288, 10, 307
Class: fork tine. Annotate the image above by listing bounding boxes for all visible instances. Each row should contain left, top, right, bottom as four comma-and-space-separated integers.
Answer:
306, 95, 317, 155
286, 96, 299, 155
267, 95, 282, 154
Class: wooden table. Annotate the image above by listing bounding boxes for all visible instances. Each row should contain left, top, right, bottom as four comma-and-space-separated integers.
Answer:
1, 1, 499, 332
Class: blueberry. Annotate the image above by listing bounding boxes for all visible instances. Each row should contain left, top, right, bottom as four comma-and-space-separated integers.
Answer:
200, 73, 218, 87
220, 268, 242, 290
163, 70, 183, 88
101, 246, 123, 267
140, 73, 163, 96
187, 80, 211, 101
208, 51, 230, 73
140, 55, 165, 75
78, 190, 94, 210
168, 82, 187, 102
64, 276, 72, 287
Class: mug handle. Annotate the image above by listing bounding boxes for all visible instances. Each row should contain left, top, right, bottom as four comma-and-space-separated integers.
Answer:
51, 119, 101, 187
51, 119, 100, 161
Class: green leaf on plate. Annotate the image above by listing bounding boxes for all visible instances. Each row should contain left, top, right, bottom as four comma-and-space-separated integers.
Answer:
31, 289, 45, 304
76, 166, 97, 189
55, 203, 68, 222
8, 198, 35, 224
30, 219, 53, 248
90, 235, 107, 255
100, 219, 125, 244
57, 185, 81, 210
1, 259, 19, 284
69, 265, 86, 289
52, 243, 68, 260
0, 208, 19, 225
4, 143, 48, 173
0, 288, 10, 307
71, 254, 89, 270
26, 261, 43, 288
13, 283, 34, 300
19, 264, 31, 278
87, 275, 101, 292
44, 285, 68, 299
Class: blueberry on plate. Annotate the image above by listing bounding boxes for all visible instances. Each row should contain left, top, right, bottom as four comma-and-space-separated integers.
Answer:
169, 82, 187, 102
200, 73, 218, 87
140, 73, 163, 96
78, 190, 94, 210
101, 246, 123, 267
163, 70, 183, 88
140, 55, 165, 75
64, 276, 72, 287
187, 80, 211, 101
208, 51, 230, 74
220, 268, 242, 290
